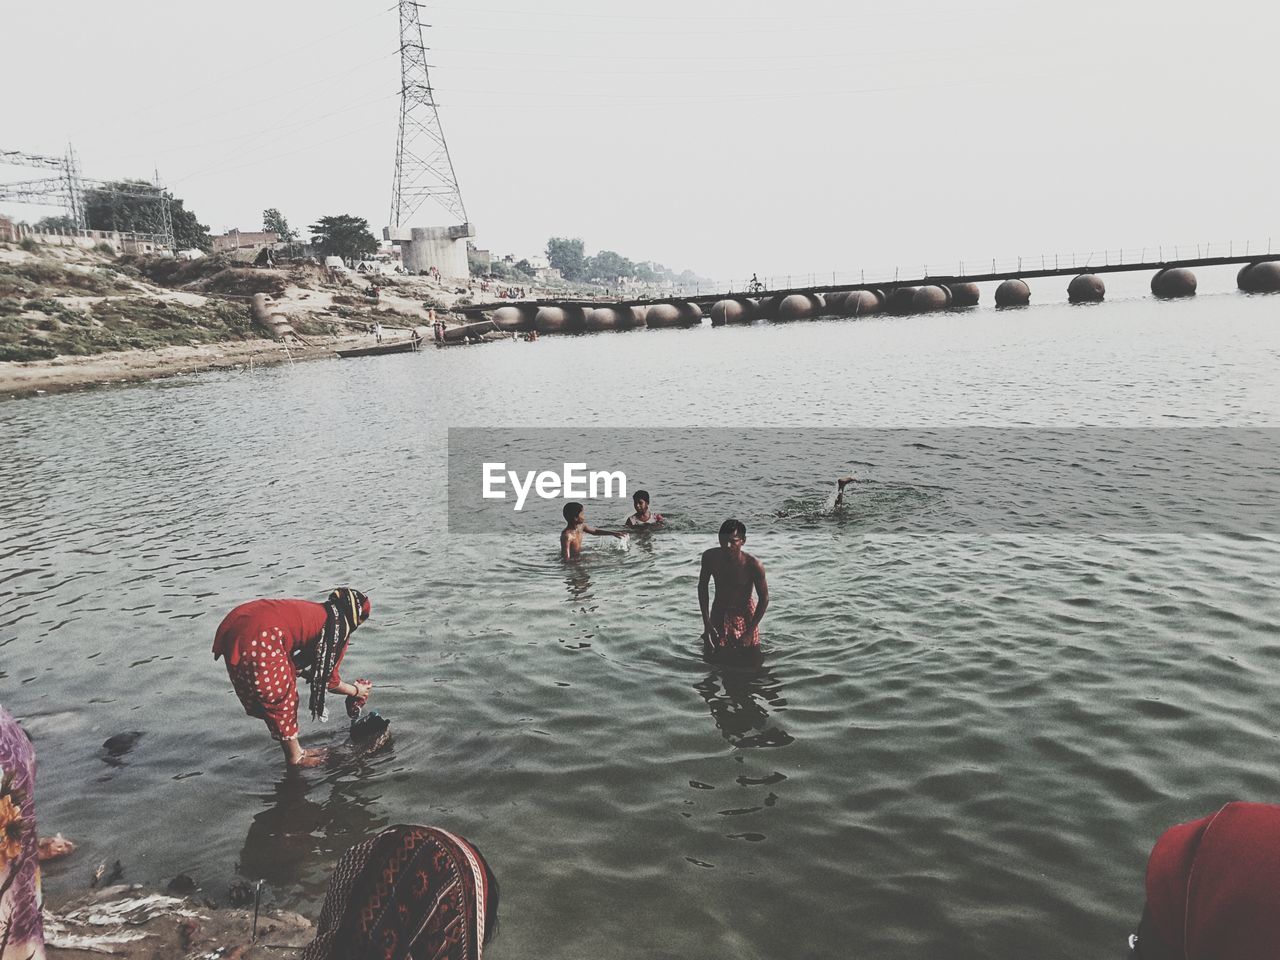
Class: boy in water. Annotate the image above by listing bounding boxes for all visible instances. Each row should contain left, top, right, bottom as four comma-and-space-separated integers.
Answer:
561, 501, 626, 559
625, 489, 665, 529
698, 518, 769, 651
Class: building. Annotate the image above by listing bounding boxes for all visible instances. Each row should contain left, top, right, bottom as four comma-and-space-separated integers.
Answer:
211, 229, 279, 254
467, 241, 491, 274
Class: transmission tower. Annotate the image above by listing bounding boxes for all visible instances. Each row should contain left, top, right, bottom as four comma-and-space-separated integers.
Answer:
390, 0, 468, 227
0, 145, 174, 250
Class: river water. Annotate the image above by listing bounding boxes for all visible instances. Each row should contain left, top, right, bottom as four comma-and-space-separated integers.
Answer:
3, 277, 1279, 959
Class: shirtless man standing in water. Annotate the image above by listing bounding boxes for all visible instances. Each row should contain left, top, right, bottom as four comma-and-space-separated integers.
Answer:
698, 518, 769, 651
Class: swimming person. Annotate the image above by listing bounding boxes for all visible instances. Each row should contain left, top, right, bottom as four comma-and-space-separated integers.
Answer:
560, 501, 626, 559
698, 518, 769, 651
302, 824, 499, 960
833, 475, 856, 508
1, 706, 45, 960
625, 489, 665, 528
1128, 801, 1280, 959
213, 589, 372, 769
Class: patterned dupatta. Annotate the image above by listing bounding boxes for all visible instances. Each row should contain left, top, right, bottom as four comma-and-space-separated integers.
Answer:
307, 588, 370, 722
302, 824, 492, 960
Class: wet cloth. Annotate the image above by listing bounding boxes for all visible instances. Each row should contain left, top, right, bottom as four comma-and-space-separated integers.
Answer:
212, 591, 369, 740
0, 706, 45, 960
710, 598, 760, 650
302, 825, 493, 960
1134, 801, 1280, 960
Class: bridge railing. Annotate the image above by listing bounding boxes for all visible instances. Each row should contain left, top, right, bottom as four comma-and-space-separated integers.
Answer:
693, 237, 1276, 296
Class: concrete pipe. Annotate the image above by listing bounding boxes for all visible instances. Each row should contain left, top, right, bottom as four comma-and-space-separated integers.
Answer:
841, 290, 882, 316
711, 298, 755, 325
1151, 268, 1196, 298
912, 285, 950, 312
1067, 274, 1105, 303
994, 279, 1031, 307
535, 306, 570, 332
777, 293, 822, 321
1238, 261, 1280, 293
885, 287, 920, 315
948, 282, 980, 307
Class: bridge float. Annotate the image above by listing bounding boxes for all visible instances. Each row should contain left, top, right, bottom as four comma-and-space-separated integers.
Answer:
460, 248, 1280, 334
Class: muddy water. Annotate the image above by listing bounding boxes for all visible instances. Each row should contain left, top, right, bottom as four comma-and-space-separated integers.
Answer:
3, 283, 1279, 959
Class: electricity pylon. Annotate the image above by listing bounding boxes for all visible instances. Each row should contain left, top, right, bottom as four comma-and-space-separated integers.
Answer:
390, 0, 467, 227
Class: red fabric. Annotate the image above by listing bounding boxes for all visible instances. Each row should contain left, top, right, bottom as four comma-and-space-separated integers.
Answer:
213, 599, 346, 740
711, 598, 760, 649
1144, 801, 1280, 960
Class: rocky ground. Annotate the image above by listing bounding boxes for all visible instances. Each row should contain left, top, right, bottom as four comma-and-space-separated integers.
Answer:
44, 883, 314, 959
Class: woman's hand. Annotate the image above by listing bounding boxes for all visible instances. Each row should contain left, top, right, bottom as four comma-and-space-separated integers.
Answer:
354, 680, 373, 701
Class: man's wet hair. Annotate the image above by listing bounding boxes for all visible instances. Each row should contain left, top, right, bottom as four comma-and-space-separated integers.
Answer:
719, 518, 747, 543
633, 489, 650, 505
563, 501, 584, 523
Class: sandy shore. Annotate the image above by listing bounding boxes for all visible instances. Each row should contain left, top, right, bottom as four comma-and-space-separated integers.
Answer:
0, 332, 388, 401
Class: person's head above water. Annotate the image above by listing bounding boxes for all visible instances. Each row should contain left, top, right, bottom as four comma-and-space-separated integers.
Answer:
633, 490, 650, 512
718, 518, 747, 548
563, 502, 584, 525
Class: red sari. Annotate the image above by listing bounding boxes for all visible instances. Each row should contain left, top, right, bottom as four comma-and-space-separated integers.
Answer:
213, 599, 348, 741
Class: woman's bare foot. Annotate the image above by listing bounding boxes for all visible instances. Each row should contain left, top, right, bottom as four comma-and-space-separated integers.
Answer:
292, 747, 330, 769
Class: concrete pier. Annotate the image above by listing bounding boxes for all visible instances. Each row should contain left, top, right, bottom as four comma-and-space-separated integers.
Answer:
384, 223, 474, 278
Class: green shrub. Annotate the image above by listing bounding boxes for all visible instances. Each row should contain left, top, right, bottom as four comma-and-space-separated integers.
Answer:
93, 242, 116, 256
0, 342, 57, 361
19, 237, 39, 253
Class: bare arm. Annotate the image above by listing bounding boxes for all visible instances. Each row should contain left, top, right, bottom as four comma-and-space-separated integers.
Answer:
698, 551, 714, 639
746, 560, 769, 633
584, 524, 626, 539
560, 529, 573, 561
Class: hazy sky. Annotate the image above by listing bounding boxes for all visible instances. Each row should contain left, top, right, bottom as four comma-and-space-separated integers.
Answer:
4, 0, 1277, 281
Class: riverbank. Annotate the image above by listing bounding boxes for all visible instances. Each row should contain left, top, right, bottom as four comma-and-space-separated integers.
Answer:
0, 332, 376, 399
0, 241, 469, 399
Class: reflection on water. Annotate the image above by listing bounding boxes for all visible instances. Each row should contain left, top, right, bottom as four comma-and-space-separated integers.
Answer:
695, 651, 794, 749
562, 564, 593, 603
238, 770, 389, 899
5, 295, 1280, 959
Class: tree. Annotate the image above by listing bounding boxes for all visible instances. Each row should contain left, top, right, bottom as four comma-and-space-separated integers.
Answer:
587, 250, 634, 283
309, 214, 377, 261
262, 208, 296, 242
546, 236, 587, 281
514, 259, 534, 276
83, 179, 212, 251
34, 215, 78, 232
